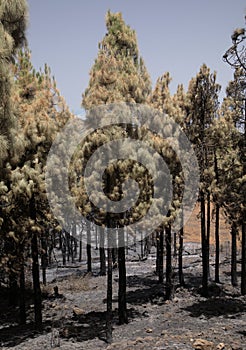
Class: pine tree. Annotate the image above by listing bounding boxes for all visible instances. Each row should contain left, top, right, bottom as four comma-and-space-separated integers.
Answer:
0, 49, 72, 328
80, 11, 152, 337
0, 0, 28, 168
186, 64, 221, 296
82, 11, 151, 109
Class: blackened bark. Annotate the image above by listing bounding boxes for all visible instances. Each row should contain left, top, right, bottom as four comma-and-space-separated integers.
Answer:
79, 239, 82, 262
241, 220, 246, 295
86, 221, 92, 273
179, 226, 185, 286
215, 203, 220, 283
214, 150, 220, 283
106, 229, 113, 343
41, 236, 48, 285
118, 228, 128, 324
8, 271, 18, 307
19, 262, 26, 325
30, 196, 42, 330
99, 226, 106, 276
206, 192, 211, 278
201, 190, 208, 296
158, 227, 164, 284
156, 230, 160, 275
231, 222, 238, 287
31, 232, 42, 330
165, 224, 172, 300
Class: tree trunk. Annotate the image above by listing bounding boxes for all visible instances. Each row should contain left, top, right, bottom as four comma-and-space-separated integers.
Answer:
99, 226, 106, 276
241, 220, 246, 295
214, 150, 220, 283
62, 230, 66, 266
215, 203, 220, 283
106, 229, 113, 343
86, 221, 92, 273
178, 226, 185, 286
156, 230, 160, 275
41, 236, 48, 285
201, 190, 208, 296
206, 192, 211, 278
158, 227, 164, 283
231, 222, 238, 287
8, 271, 18, 307
165, 224, 172, 300
118, 227, 128, 324
30, 196, 42, 330
19, 261, 26, 325
31, 232, 43, 330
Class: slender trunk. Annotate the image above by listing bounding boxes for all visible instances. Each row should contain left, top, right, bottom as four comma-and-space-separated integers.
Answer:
30, 196, 42, 330
215, 203, 220, 283
95, 226, 98, 250
158, 227, 164, 283
156, 230, 160, 275
165, 224, 172, 300
19, 261, 26, 325
140, 231, 143, 259
206, 192, 211, 278
241, 221, 246, 294
41, 236, 48, 285
8, 271, 18, 307
118, 227, 128, 324
201, 190, 208, 296
99, 226, 106, 276
179, 226, 185, 286
62, 231, 66, 266
173, 231, 177, 257
214, 150, 220, 283
31, 232, 42, 330
106, 229, 113, 343
231, 222, 238, 287
66, 232, 70, 262
86, 221, 92, 273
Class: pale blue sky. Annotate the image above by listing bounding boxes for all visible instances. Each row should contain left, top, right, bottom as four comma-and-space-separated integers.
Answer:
27, 0, 246, 114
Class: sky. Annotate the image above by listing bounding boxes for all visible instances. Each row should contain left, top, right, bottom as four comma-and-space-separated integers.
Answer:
27, 0, 246, 115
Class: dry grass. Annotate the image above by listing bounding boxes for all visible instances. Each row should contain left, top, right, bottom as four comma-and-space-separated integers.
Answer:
42, 273, 91, 295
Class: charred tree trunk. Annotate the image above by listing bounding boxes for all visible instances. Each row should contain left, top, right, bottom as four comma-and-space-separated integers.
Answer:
215, 203, 220, 283
31, 232, 42, 330
241, 221, 246, 295
41, 236, 48, 285
86, 221, 92, 273
158, 227, 164, 284
8, 271, 18, 307
201, 190, 208, 296
214, 150, 220, 283
165, 224, 172, 300
106, 229, 113, 343
118, 227, 128, 324
19, 261, 26, 325
206, 192, 211, 278
178, 225, 185, 287
156, 230, 160, 275
30, 196, 42, 330
99, 226, 106, 276
231, 222, 238, 287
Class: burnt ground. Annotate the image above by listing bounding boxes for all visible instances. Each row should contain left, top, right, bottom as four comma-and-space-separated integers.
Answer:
0, 243, 245, 350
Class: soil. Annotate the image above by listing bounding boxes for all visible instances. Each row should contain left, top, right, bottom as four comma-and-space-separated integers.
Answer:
0, 240, 245, 350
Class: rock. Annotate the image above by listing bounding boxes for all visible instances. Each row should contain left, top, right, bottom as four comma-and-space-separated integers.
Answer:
145, 328, 153, 333
216, 344, 225, 350
73, 307, 84, 316
193, 338, 215, 350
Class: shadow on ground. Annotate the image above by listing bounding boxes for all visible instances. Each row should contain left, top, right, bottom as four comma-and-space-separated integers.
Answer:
183, 297, 246, 318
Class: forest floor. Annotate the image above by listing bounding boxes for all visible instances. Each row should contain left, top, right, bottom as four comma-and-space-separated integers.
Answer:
0, 239, 245, 350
